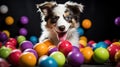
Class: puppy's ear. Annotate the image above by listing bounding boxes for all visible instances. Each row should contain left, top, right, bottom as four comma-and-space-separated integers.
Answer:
36, 1, 57, 16
65, 1, 84, 15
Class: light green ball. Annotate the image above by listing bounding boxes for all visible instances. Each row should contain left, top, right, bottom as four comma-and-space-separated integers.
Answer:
93, 47, 109, 64
50, 51, 66, 67
17, 35, 26, 44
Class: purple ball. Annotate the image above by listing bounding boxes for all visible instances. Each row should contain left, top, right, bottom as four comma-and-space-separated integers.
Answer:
48, 47, 58, 55
67, 51, 84, 67
115, 17, 120, 26
72, 46, 79, 52
20, 16, 29, 24
19, 28, 28, 36
0, 32, 8, 42
24, 48, 38, 59
20, 41, 33, 51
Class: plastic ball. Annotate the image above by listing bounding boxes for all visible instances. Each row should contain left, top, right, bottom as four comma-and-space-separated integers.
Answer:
104, 40, 112, 46
20, 41, 33, 51
115, 50, 120, 62
19, 52, 37, 67
23, 48, 38, 59
0, 32, 8, 42
50, 51, 65, 67
72, 46, 80, 52
115, 17, 120, 26
0, 58, 9, 67
5, 44, 16, 50
87, 40, 96, 47
38, 55, 58, 67
20, 16, 29, 24
5, 16, 14, 25
48, 47, 58, 55
0, 46, 11, 59
29, 36, 38, 45
79, 36, 87, 42
0, 42, 2, 48
33, 43, 49, 57
93, 48, 109, 64
19, 28, 28, 36
5, 42, 16, 50
0, 5, 8, 14
81, 47, 94, 63
58, 40, 72, 56
79, 40, 87, 47
82, 19, 92, 29
7, 38, 17, 47
77, 27, 84, 36
17, 35, 26, 44
8, 49, 22, 66
2, 30, 10, 37
67, 50, 84, 66
43, 39, 54, 46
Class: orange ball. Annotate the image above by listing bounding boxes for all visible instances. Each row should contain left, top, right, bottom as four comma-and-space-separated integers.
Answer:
79, 36, 87, 42
79, 40, 87, 47
81, 47, 93, 63
33, 43, 49, 57
82, 19, 92, 29
43, 39, 54, 46
19, 52, 37, 67
5, 16, 14, 25
115, 50, 120, 62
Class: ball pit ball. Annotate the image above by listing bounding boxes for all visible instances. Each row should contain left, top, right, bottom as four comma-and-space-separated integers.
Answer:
67, 50, 84, 67
0, 5, 8, 14
7, 38, 17, 47
115, 50, 120, 62
77, 27, 84, 36
8, 49, 22, 66
2, 30, 10, 37
48, 47, 58, 55
29, 36, 38, 45
82, 19, 92, 29
38, 55, 58, 67
19, 52, 37, 67
0, 58, 9, 67
20, 16, 29, 24
0, 42, 2, 48
23, 48, 38, 59
0, 32, 8, 42
50, 51, 65, 67
17, 35, 26, 44
5, 44, 16, 50
81, 47, 93, 63
93, 48, 109, 64
43, 39, 54, 46
79, 40, 87, 47
33, 43, 49, 57
58, 40, 72, 56
5, 16, 14, 25
72, 46, 80, 52
79, 36, 87, 42
19, 27, 28, 36
104, 39, 112, 46
115, 16, 120, 26
88, 40, 95, 47
20, 41, 33, 51
0, 46, 11, 59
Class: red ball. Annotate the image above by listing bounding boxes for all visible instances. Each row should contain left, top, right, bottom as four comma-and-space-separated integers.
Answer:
0, 58, 9, 67
8, 49, 22, 66
5, 45, 16, 50
7, 38, 17, 47
5, 42, 14, 47
0, 42, 2, 48
107, 44, 120, 62
58, 40, 72, 56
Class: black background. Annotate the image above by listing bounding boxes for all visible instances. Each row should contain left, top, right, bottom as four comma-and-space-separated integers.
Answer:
0, 0, 120, 42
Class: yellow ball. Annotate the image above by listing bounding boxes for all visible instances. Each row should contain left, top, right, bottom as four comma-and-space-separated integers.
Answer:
33, 43, 49, 57
79, 40, 87, 47
19, 52, 37, 67
82, 19, 92, 29
80, 36, 87, 42
2, 30, 10, 37
5, 16, 14, 25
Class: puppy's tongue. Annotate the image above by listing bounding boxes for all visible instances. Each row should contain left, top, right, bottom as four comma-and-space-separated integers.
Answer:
57, 32, 67, 41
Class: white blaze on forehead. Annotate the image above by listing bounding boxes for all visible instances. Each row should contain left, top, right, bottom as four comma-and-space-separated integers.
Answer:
53, 4, 71, 32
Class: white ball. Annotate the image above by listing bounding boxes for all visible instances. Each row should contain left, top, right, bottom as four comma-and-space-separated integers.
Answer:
0, 5, 8, 14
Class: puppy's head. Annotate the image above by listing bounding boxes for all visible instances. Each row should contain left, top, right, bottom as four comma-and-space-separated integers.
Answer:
37, 1, 84, 40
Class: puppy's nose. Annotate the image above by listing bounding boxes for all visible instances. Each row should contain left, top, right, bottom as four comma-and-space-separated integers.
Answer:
58, 25, 65, 31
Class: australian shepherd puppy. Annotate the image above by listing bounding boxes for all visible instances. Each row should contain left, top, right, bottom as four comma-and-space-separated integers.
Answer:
37, 1, 84, 47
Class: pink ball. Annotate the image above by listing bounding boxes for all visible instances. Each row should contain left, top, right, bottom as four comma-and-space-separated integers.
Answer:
58, 40, 72, 56
0, 58, 9, 67
8, 49, 22, 66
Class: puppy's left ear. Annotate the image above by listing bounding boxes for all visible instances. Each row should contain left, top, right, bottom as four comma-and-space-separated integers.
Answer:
65, 1, 84, 15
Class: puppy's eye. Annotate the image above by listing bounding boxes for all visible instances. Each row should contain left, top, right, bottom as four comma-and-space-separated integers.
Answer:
51, 16, 59, 23
64, 16, 72, 22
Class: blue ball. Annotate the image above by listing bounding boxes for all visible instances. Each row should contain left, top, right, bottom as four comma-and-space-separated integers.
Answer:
93, 41, 108, 50
38, 55, 58, 67
29, 36, 38, 45
77, 27, 84, 36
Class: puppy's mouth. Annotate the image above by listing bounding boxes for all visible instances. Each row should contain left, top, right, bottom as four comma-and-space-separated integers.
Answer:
56, 32, 67, 41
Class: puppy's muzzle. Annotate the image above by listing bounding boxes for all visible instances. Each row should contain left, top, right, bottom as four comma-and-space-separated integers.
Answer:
58, 25, 65, 31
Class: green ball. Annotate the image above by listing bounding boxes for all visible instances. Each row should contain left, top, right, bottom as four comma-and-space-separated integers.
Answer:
93, 47, 109, 64
50, 51, 65, 67
17, 35, 26, 44
0, 46, 11, 59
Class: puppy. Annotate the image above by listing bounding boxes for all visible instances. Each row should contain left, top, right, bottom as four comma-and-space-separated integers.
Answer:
37, 1, 83, 47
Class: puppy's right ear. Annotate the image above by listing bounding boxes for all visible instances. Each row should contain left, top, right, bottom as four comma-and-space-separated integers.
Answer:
36, 1, 57, 16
